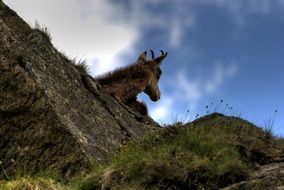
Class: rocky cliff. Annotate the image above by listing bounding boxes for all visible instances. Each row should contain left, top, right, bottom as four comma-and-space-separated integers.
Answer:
0, 1, 159, 178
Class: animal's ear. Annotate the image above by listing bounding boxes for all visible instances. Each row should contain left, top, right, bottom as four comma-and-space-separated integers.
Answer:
137, 51, 147, 64
153, 50, 168, 67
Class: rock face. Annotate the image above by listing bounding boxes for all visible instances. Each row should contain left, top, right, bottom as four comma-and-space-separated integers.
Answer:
222, 161, 284, 190
0, 2, 159, 178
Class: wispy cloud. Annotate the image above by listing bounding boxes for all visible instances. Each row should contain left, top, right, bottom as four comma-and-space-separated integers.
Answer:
105, 1, 196, 49
149, 62, 239, 123
202, 0, 273, 26
204, 62, 238, 94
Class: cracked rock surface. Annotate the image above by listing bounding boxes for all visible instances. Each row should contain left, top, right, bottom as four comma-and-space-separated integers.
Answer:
222, 161, 284, 190
0, 1, 159, 178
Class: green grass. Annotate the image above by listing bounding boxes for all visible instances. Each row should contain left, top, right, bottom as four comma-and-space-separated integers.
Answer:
79, 113, 260, 189
0, 176, 65, 190
2, 113, 283, 190
78, 113, 284, 189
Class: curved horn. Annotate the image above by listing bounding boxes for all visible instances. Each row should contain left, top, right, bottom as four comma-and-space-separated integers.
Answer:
153, 50, 168, 65
150, 49, 155, 59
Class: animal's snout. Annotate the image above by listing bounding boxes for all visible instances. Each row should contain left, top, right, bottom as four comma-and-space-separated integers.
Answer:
151, 95, 160, 102
150, 89, 160, 102
144, 86, 160, 102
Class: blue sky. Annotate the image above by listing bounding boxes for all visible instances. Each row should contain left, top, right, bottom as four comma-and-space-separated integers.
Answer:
5, 0, 284, 136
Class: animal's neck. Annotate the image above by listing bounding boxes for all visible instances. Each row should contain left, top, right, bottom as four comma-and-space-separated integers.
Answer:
96, 64, 146, 84
95, 64, 150, 102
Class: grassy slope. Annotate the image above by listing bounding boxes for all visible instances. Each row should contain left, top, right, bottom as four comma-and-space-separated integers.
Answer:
79, 113, 283, 189
1, 113, 283, 190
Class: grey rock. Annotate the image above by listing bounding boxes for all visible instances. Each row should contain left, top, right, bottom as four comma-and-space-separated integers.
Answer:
222, 161, 284, 190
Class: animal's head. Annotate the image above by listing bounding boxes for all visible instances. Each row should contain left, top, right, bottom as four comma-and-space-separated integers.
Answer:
137, 50, 167, 102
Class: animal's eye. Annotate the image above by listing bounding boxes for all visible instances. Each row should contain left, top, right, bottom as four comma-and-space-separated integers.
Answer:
156, 69, 162, 79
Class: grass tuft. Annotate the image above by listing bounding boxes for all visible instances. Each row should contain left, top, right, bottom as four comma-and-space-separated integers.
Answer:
71, 58, 90, 74
0, 176, 65, 190
59, 51, 90, 74
33, 21, 53, 42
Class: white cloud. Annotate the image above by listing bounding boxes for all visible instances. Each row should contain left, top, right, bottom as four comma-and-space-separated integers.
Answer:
169, 20, 183, 48
103, 1, 195, 49
175, 71, 202, 104
4, 0, 138, 76
149, 96, 174, 123
204, 62, 238, 94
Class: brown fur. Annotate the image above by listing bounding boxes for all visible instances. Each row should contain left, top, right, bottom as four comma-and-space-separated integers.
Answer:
127, 97, 148, 115
95, 51, 167, 115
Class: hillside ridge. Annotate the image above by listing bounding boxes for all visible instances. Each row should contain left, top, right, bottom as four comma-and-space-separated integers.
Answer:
79, 113, 284, 189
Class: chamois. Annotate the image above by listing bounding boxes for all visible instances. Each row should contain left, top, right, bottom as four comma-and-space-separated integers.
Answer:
95, 50, 167, 115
